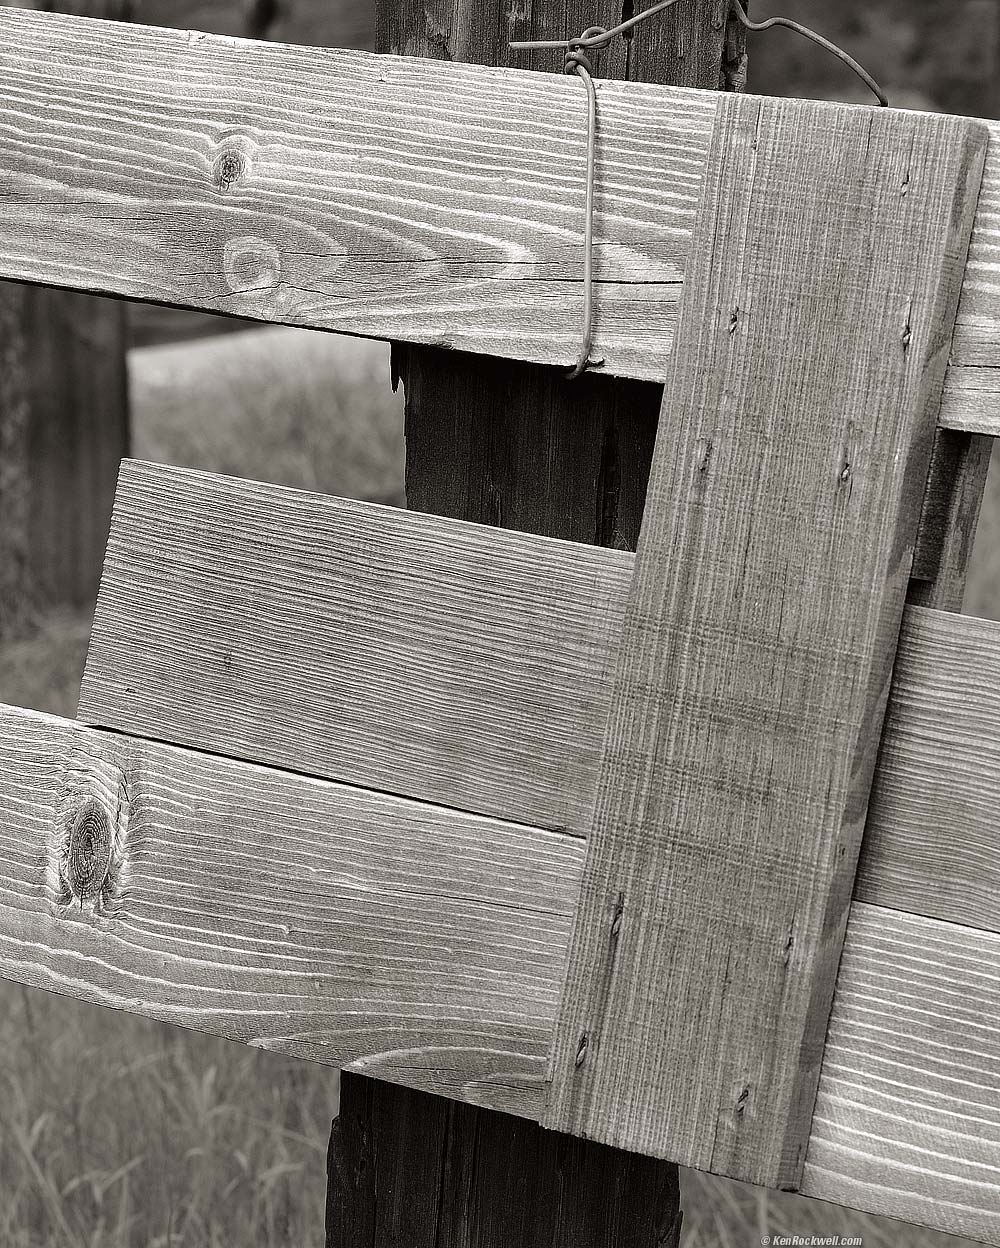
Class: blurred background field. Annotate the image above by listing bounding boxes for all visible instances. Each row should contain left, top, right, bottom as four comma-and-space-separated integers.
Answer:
0, 1, 998, 1245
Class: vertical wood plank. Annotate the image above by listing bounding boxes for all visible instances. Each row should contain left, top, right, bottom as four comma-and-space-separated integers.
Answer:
546, 97, 988, 1189
332, 2, 747, 1245
328, 1077, 681, 1248
25, 288, 129, 610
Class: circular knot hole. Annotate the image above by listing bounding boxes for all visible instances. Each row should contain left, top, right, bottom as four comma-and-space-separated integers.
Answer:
66, 799, 113, 902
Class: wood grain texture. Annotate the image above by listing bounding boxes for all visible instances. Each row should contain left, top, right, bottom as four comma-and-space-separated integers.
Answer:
0, 701, 583, 1118
328, 1077, 682, 1248
940, 364, 1000, 435
81, 461, 1000, 937
545, 97, 988, 1189
909, 430, 994, 611
79, 460, 633, 834
2, 699, 999, 1236
802, 904, 1000, 1244
857, 606, 1000, 933
358, 6, 743, 1244
952, 116, 1000, 371
0, 6, 717, 381
0, 9, 998, 428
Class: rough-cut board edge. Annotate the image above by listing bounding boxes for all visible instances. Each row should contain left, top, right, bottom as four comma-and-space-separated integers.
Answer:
0, 702, 998, 1242
79, 460, 634, 836
856, 606, 1000, 933
82, 463, 1000, 936
0, 702, 582, 1121
940, 367, 1000, 436
0, 5, 997, 430
802, 904, 1000, 1245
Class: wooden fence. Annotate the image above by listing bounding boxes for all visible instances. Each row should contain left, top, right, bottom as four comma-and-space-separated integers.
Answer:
0, 7, 998, 1244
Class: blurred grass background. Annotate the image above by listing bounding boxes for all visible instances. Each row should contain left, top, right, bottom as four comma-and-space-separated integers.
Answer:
0, 0, 999, 1245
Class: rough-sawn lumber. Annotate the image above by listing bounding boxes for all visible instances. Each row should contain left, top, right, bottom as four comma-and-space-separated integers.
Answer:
545, 94, 987, 1189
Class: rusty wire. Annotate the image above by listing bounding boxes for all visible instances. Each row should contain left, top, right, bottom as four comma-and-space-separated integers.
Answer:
511, 0, 889, 380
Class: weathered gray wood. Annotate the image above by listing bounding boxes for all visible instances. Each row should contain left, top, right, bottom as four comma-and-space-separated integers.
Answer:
328, 1077, 681, 1248
909, 431, 994, 610
0, 701, 581, 1119
940, 366, 1000, 434
1, 697, 999, 1239
545, 97, 988, 1189
81, 462, 1000, 933
856, 606, 1000, 933
802, 904, 1000, 1244
0, 6, 716, 380
0, 6, 998, 436
79, 460, 632, 834
24, 287, 129, 610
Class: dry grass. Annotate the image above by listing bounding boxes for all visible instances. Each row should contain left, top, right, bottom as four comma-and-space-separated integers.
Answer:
0, 323, 997, 1245
0, 982, 336, 1247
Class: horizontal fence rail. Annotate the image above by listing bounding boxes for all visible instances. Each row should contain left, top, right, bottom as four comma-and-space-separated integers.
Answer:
44, 462, 998, 1238
0, 6, 997, 430
1, 567, 998, 1238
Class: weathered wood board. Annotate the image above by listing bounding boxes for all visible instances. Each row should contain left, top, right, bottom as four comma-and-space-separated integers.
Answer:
0, 6, 998, 433
856, 606, 1000, 932
0, 703, 579, 1119
0, 698, 998, 1240
80, 461, 632, 834
0, 7, 716, 381
802, 905, 1000, 1245
544, 95, 987, 1189
81, 461, 1000, 928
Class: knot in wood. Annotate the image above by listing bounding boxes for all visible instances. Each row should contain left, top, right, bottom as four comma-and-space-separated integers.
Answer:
214, 148, 247, 191
65, 799, 113, 902
223, 235, 281, 294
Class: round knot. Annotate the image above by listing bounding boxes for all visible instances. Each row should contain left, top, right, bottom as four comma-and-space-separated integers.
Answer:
65, 799, 113, 903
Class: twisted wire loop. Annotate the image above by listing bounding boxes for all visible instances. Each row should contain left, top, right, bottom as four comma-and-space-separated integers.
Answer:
511, 1, 889, 380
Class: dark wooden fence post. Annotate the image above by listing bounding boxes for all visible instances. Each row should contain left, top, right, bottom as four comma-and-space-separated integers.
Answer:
326, 3, 747, 1244
0, 0, 130, 640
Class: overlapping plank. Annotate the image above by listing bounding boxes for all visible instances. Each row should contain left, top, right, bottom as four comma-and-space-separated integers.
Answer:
0, 701, 582, 1119
940, 365, 1000, 435
1, 699, 999, 1237
79, 460, 632, 834
0, 6, 999, 430
857, 607, 1000, 932
0, 6, 716, 381
802, 904, 1000, 1245
544, 96, 987, 1189
81, 462, 1000, 928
